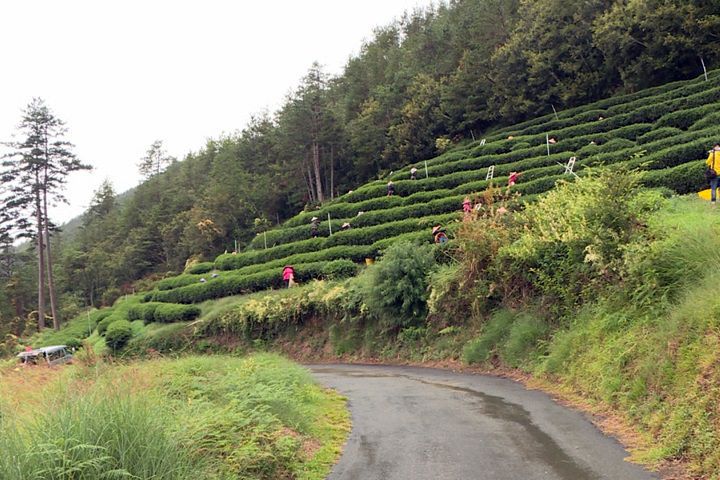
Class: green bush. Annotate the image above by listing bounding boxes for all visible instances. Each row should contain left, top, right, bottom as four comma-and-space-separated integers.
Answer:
655, 105, 711, 130
156, 274, 208, 291
153, 304, 202, 323
217, 212, 458, 272
592, 137, 637, 154
127, 303, 161, 322
98, 314, 124, 336
641, 160, 705, 194
689, 110, 720, 131
362, 241, 436, 329
185, 262, 214, 274
322, 259, 358, 279
105, 320, 133, 350
637, 127, 682, 144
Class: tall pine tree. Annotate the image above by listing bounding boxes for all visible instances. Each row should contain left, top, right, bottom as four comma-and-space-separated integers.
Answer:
2, 98, 90, 330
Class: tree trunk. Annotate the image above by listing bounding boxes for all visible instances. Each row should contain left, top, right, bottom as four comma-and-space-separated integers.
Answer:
312, 142, 324, 203
303, 154, 316, 203
44, 225, 60, 330
35, 172, 46, 330
43, 134, 60, 329
330, 145, 335, 200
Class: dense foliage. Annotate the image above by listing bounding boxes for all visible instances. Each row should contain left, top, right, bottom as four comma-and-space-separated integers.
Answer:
1, 0, 718, 336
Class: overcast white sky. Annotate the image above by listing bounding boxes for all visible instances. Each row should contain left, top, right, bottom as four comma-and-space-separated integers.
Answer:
0, 0, 432, 224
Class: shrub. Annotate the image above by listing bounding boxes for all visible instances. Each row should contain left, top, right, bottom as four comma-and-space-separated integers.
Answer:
362, 241, 436, 329
98, 314, 124, 336
689, 111, 720, 131
322, 259, 358, 280
593, 138, 637, 154
511, 141, 531, 151
185, 262, 214, 275
655, 106, 710, 130
156, 275, 208, 291
641, 160, 705, 194
497, 167, 663, 310
149, 260, 359, 304
153, 304, 202, 323
105, 320, 133, 350
637, 127, 682, 145
127, 303, 161, 322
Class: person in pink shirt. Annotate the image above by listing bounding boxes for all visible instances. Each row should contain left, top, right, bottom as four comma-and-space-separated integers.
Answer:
282, 265, 295, 288
508, 171, 520, 187
462, 197, 472, 219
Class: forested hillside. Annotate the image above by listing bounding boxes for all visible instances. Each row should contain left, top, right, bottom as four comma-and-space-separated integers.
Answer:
1, 0, 719, 334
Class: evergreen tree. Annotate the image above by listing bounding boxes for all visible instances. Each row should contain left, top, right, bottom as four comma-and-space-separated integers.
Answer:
138, 140, 175, 179
1, 98, 90, 329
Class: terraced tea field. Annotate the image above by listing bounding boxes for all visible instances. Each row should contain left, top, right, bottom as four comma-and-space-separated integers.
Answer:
145, 70, 719, 304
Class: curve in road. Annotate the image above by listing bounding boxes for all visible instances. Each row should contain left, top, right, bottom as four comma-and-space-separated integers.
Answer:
310, 364, 658, 480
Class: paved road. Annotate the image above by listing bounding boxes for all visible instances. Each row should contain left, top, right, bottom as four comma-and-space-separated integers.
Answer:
310, 364, 658, 480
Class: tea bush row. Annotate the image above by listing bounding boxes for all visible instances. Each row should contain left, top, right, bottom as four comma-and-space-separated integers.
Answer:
127, 302, 201, 323
147, 259, 358, 304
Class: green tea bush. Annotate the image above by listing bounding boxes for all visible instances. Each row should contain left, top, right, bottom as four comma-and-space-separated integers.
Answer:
153, 304, 202, 323
689, 111, 720, 131
637, 127, 682, 144
149, 260, 359, 303
655, 105, 711, 130
219, 213, 458, 272
98, 314, 124, 336
511, 141, 531, 151
127, 302, 161, 322
156, 274, 219, 291
322, 259, 358, 279
641, 160, 705, 194
185, 262, 214, 274
125, 323, 194, 355
593, 138, 637, 154
105, 319, 133, 350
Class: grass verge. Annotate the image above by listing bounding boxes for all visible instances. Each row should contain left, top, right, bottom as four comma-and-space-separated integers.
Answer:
0, 353, 349, 480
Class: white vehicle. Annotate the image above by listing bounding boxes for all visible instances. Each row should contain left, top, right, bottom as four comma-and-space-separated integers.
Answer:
17, 345, 73, 366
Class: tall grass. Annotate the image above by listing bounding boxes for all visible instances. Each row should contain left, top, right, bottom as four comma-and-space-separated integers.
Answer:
0, 354, 349, 480
0, 385, 199, 480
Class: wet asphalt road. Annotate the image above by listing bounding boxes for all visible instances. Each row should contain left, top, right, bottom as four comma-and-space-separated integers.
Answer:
310, 364, 658, 480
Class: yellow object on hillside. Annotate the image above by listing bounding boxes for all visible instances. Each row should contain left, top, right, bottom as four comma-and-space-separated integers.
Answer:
699, 189, 712, 200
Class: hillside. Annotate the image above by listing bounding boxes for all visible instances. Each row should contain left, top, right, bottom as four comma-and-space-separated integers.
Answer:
143, 69, 720, 304
15, 69, 720, 476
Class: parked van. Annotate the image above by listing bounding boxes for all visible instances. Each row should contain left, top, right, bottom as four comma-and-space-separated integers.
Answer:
17, 345, 73, 366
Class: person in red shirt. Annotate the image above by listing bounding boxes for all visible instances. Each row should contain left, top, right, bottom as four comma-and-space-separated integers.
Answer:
508, 171, 520, 187
282, 265, 295, 288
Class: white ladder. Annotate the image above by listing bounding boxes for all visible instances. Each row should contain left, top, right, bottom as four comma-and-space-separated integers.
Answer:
564, 157, 576, 175
486, 165, 495, 180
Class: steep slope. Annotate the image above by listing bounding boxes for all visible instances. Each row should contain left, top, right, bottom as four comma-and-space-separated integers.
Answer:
146, 70, 720, 304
